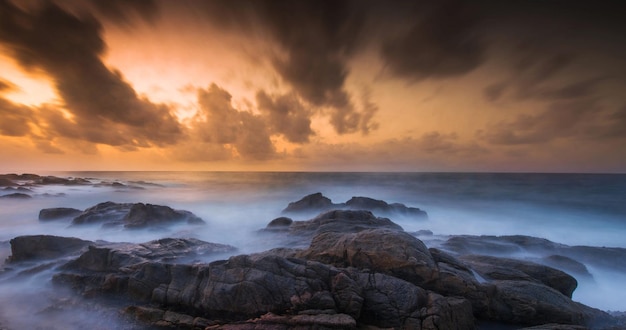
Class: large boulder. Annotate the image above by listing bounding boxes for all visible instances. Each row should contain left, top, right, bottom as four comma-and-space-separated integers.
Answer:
71, 201, 205, 229
344, 196, 427, 218
442, 234, 626, 273
7, 235, 92, 262
460, 255, 578, 298
39, 207, 83, 221
282, 193, 428, 219
288, 210, 403, 238
298, 228, 438, 285
282, 192, 337, 213
54, 247, 475, 329
0, 192, 31, 199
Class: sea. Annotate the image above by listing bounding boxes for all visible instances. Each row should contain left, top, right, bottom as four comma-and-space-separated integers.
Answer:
1, 171, 626, 316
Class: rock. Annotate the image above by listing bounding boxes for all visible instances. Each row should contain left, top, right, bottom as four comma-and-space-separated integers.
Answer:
0, 193, 31, 199
518, 324, 589, 330
266, 217, 293, 228
539, 255, 593, 280
7, 235, 92, 262
298, 228, 438, 285
287, 210, 403, 238
0, 178, 16, 186
282, 192, 336, 213
442, 234, 626, 273
124, 203, 205, 228
39, 207, 83, 221
345, 196, 427, 218
460, 255, 578, 298
488, 280, 610, 327
71, 201, 205, 229
282, 193, 427, 219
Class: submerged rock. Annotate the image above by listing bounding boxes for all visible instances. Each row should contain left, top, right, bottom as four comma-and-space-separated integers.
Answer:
7, 235, 92, 262
71, 201, 205, 229
0, 192, 31, 199
39, 207, 83, 221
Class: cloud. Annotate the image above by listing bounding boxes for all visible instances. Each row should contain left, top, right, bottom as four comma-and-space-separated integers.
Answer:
0, 78, 17, 92
379, 0, 485, 81
192, 0, 384, 135
256, 90, 314, 143
86, 0, 158, 27
192, 84, 275, 161
478, 98, 626, 145
0, 1, 183, 147
0, 97, 34, 137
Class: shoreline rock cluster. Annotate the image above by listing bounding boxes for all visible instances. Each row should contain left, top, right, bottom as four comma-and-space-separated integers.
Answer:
3, 194, 626, 329
0, 173, 158, 199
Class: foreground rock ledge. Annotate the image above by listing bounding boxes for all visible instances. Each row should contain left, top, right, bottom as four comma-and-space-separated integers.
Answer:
3, 210, 622, 329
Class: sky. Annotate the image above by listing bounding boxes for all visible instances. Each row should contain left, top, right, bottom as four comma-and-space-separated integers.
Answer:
0, 0, 625, 172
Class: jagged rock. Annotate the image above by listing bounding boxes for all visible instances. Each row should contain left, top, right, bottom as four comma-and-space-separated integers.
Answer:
460, 255, 578, 298
263, 217, 293, 232
344, 196, 427, 218
442, 234, 626, 273
7, 235, 92, 262
282, 192, 336, 213
39, 207, 83, 221
282, 193, 427, 218
539, 255, 593, 279
298, 228, 437, 285
488, 280, 610, 327
0, 193, 31, 199
71, 201, 205, 229
287, 210, 403, 239
0, 178, 15, 186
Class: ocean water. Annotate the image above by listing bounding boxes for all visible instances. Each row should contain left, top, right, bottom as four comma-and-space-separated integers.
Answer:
1, 171, 626, 315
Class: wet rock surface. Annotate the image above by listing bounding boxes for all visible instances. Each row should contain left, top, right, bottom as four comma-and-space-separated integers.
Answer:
3, 208, 623, 330
39, 207, 83, 221
282, 192, 428, 218
70, 201, 206, 229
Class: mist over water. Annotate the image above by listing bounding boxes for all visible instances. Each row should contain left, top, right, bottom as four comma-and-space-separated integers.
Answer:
1, 171, 625, 327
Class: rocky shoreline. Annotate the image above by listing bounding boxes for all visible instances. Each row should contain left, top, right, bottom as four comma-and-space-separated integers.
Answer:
1, 191, 626, 329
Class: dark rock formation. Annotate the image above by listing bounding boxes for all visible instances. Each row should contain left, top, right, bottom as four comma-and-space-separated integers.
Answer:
71, 201, 205, 229
7, 235, 92, 262
460, 254, 578, 298
282, 192, 428, 218
39, 207, 83, 221
282, 192, 336, 213
0, 192, 31, 199
3, 211, 621, 329
442, 234, 626, 273
344, 196, 427, 217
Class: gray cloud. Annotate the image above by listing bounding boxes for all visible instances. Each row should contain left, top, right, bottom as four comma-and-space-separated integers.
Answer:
256, 91, 314, 143
0, 1, 183, 147
478, 98, 626, 145
380, 0, 485, 81
193, 84, 275, 161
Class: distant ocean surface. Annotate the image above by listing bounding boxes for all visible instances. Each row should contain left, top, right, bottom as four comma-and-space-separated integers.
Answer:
2, 171, 625, 249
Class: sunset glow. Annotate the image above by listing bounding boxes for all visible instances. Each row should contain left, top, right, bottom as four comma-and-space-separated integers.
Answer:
1, 0, 625, 172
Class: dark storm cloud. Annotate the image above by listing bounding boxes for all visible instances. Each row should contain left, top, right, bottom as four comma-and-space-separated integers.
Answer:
478, 98, 626, 145
380, 0, 485, 81
87, 0, 158, 27
0, 0, 183, 147
195, 0, 372, 135
193, 84, 275, 160
256, 91, 314, 143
